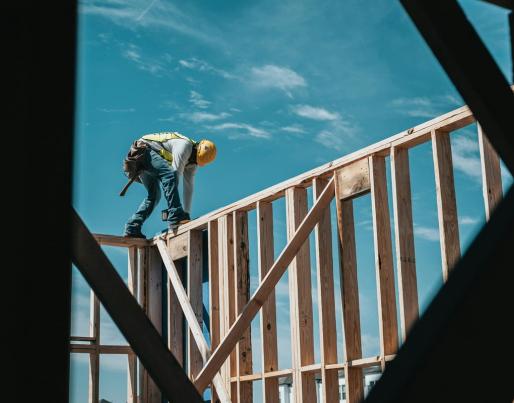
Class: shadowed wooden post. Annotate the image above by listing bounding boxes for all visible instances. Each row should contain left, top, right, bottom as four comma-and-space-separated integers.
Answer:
137, 247, 148, 401
208, 220, 221, 403
146, 246, 163, 403
390, 147, 418, 341
431, 129, 461, 280
257, 201, 280, 403
313, 178, 339, 403
233, 212, 253, 402
88, 290, 100, 403
127, 247, 138, 403
286, 187, 316, 403
188, 231, 204, 380
334, 169, 364, 403
370, 155, 399, 363
478, 124, 503, 220
167, 254, 185, 367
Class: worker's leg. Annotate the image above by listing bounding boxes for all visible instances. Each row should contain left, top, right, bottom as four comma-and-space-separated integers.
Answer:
147, 150, 188, 225
124, 170, 161, 236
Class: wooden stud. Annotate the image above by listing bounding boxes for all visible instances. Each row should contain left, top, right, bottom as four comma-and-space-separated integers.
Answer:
285, 187, 316, 403
137, 247, 147, 402
218, 215, 235, 397
334, 172, 364, 403
127, 248, 138, 402
256, 201, 280, 403
334, 158, 371, 200
188, 230, 204, 380
168, 232, 189, 260
390, 147, 419, 341
313, 178, 339, 403
167, 257, 185, 367
88, 290, 100, 403
478, 124, 503, 220
370, 155, 399, 360
194, 178, 335, 392
233, 211, 253, 402
431, 129, 461, 280
146, 246, 163, 403
208, 220, 221, 403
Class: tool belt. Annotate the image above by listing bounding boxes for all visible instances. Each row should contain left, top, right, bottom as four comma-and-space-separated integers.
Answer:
120, 140, 149, 196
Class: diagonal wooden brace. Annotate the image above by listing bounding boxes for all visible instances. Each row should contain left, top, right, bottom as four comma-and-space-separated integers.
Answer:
194, 177, 335, 391
156, 239, 232, 403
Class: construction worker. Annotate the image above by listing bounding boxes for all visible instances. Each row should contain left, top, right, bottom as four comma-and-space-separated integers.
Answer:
123, 131, 216, 238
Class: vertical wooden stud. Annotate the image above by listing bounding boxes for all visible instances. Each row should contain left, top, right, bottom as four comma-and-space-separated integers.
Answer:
478, 124, 503, 220
390, 147, 418, 341
188, 230, 204, 379
88, 290, 100, 403
208, 220, 220, 403
127, 247, 138, 403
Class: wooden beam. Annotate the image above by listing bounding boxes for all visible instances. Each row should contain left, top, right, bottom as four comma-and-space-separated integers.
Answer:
313, 178, 339, 403
208, 220, 221, 403
167, 257, 184, 367
478, 124, 503, 220
286, 187, 316, 403
188, 230, 204, 380
156, 239, 232, 403
194, 178, 335, 392
334, 173, 364, 403
127, 248, 138, 403
88, 291, 100, 403
233, 211, 253, 402
93, 233, 150, 248
431, 129, 461, 281
390, 147, 418, 341
169, 232, 189, 260
146, 246, 163, 403
370, 155, 399, 361
256, 201, 280, 403
334, 158, 371, 200
72, 210, 203, 403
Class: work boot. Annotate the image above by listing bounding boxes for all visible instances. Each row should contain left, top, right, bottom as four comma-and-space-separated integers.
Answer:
123, 229, 147, 239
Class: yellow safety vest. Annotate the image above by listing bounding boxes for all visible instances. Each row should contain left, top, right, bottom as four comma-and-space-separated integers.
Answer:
141, 132, 196, 163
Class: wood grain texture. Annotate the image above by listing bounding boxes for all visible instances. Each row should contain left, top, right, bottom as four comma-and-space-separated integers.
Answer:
313, 178, 339, 403
233, 212, 253, 402
370, 155, 399, 359
88, 291, 100, 403
334, 173, 364, 403
208, 220, 221, 403
257, 201, 280, 403
478, 124, 503, 220
188, 231, 204, 379
286, 187, 316, 403
390, 147, 418, 341
431, 129, 461, 280
335, 158, 371, 200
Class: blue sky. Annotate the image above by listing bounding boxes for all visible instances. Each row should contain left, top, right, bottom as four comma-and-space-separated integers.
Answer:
70, 1, 512, 402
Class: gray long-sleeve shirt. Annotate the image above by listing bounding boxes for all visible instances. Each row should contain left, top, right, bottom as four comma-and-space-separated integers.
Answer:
141, 136, 197, 214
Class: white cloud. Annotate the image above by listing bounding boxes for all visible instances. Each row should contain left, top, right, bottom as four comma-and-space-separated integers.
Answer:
189, 91, 211, 109
80, 0, 223, 46
179, 58, 235, 79
122, 44, 165, 75
292, 105, 340, 121
281, 125, 306, 134
390, 94, 463, 118
315, 130, 347, 151
180, 111, 230, 123
209, 122, 270, 139
459, 215, 480, 225
249, 65, 306, 97
414, 226, 439, 242
98, 107, 135, 113
451, 134, 482, 184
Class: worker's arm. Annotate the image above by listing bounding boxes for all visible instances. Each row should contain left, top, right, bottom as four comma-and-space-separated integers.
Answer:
182, 165, 197, 214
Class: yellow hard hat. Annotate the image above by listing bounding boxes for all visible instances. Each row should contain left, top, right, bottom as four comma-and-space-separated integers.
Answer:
196, 139, 217, 166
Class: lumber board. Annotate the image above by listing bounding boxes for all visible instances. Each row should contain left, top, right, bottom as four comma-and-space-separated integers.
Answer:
233, 211, 253, 403
194, 178, 335, 392
88, 291, 100, 403
478, 124, 503, 220
127, 353, 137, 403
208, 220, 221, 403
313, 178, 339, 403
370, 155, 399, 359
188, 231, 204, 379
334, 158, 371, 200
431, 130, 461, 280
167, 256, 184, 367
390, 147, 418, 341
94, 233, 150, 248
256, 201, 280, 403
334, 174, 364, 403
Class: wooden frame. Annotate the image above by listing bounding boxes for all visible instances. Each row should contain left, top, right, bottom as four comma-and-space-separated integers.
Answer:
71, 98, 510, 401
